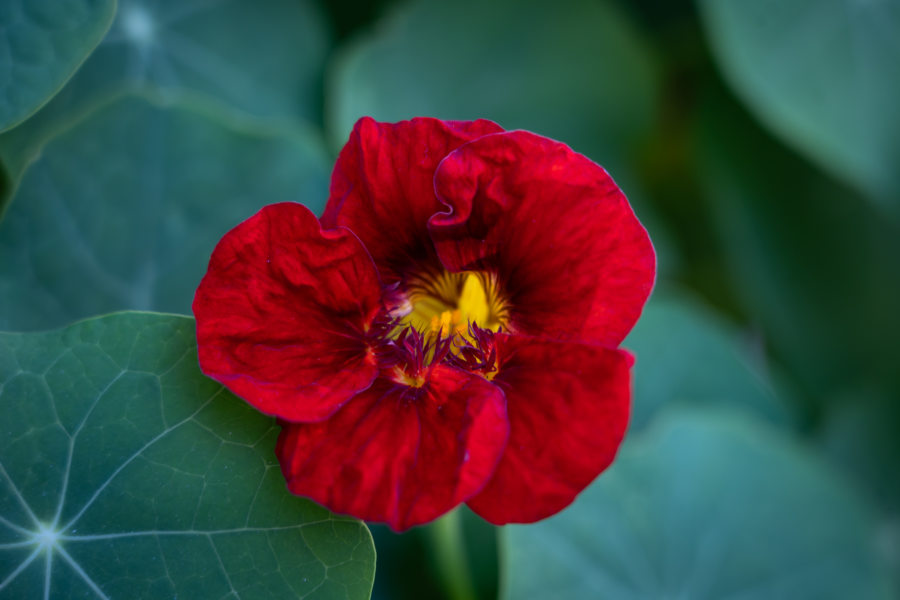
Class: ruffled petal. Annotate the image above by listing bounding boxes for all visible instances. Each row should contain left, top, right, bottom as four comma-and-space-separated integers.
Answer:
322, 117, 504, 285
276, 365, 508, 531
466, 333, 631, 524
193, 202, 383, 422
430, 130, 655, 346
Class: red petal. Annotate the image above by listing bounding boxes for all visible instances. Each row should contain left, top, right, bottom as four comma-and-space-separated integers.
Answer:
276, 365, 508, 531
430, 131, 655, 346
322, 117, 504, 285
466, 334, 631, 524
193, 203, 383, 422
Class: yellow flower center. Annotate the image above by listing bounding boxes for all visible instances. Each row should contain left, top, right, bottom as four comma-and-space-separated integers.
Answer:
402, 270, 508, 340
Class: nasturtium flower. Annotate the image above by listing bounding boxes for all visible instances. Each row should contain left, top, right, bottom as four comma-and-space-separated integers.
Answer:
193, 117, 655, 531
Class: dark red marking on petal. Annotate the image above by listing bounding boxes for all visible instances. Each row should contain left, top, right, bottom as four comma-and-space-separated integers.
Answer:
430, 130, 656, 346
193, 202, 383, 422
322, 116, 504, 286
466, 333, 631, 524
276, 365, 509, 531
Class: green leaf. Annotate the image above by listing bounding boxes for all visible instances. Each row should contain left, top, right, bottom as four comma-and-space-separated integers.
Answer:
625, 292, 791, 432
820, 390, 900, 514
0, 93, 330, 332
697, 0, 900, 205
501, 409, 893, 600
696, 89, 900, 402
0, 0, 330, 178
328, 0, 658, 181
0, 0, 115, 132
0, 312, 375, 599
818, 390, 900, 586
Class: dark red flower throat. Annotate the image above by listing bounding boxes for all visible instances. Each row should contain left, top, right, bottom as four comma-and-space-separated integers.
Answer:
372, 268, 507, 386
193, 117, 655, 531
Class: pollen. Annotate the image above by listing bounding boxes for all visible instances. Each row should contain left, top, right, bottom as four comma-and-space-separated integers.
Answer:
391, 366, 426, 388
403, 270, 508, 341
429, 310, 465, 335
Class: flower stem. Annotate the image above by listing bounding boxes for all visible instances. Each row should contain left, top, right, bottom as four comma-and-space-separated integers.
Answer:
427, 509, 477, 600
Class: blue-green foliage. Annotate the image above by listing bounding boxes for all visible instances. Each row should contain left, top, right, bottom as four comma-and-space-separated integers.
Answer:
1, 0, 897, 598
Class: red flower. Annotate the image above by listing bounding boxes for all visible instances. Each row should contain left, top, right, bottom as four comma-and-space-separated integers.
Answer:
193, 117, 655, 531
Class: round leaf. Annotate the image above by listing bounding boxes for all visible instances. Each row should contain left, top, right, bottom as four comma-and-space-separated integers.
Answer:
0, 0, 330, 178
0, 93, 330, 332
697, 0, 900, 204
328, 0, 658, 180
0, 312, 375, 599
0, 0, 115, 132
625, 292, 790, 432
501, 409, 893, 599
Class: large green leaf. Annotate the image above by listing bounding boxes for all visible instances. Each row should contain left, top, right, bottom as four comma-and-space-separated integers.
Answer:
501, 409, 893, 600
696, 89, 900, 402
697, 0, 900, 205
625, 292, 790, 432
0, 312, 375, 599
0, 0, 115, 132
0, 93, 330, 332
0, 0, 330, 178
328, 0, 658, 182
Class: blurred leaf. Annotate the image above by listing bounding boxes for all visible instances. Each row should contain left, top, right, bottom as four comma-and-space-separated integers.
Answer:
625, 292, 791, 432
501, 408, 893, 600
0, 0, 330, 178
696, 89, 900, 402
326, 0, 675, 296
820, 391, 900, 513
697, 0, 900, 205
0, 312, 375, 599
328, 0, 659, 182
0, 0, 115, 132
0, 93, 330, 332
819, 391, 900, 587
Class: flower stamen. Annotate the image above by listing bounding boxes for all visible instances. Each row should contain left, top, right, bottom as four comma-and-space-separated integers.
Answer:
403, 270, 507, 341
446, 324, 499, 380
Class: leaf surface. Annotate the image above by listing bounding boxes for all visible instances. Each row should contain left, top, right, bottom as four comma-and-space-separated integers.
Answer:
328, 0, 658, 183
501, 409, 893, 600
698, 0, 900, 204
0, 0, 330, 178
625, 293, 790, 432
0, 312, 376, 599
0, 0, 115, 131
696, 91, 900, 401
0, 93, 330, 332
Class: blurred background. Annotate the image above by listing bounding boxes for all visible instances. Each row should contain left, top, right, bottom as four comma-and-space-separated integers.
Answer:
1, 0, 897, 598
